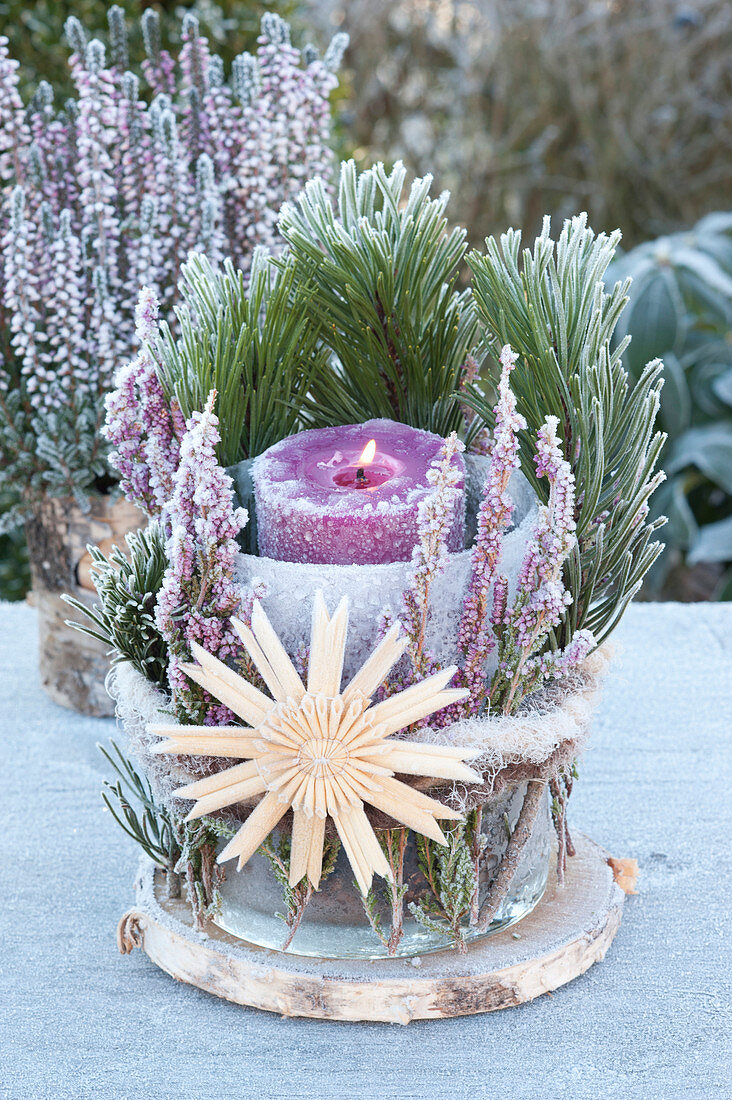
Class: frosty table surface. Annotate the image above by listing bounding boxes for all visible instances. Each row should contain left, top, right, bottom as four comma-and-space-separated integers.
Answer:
1, 600, 730, 1100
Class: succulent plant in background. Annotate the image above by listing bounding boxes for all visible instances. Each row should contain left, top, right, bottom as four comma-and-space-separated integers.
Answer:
607, 212, 732, 599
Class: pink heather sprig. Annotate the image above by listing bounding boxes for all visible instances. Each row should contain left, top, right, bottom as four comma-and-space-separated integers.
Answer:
0, 36, 30, 184
43, 209, 86, 404
1, 188, 42, 390
114, 72, 145, 219
155, 390, 248, 724
74, 40, 125, 388
141, 11, 176, 98
0, 12, 343, 493
401, 431, 465, 678
527, 628, 596, 682
229, 18, 343, 270
455, 344, 526, 714
27, 83, 66, 215
103, 287, 183, 514
493, 415, 579, 713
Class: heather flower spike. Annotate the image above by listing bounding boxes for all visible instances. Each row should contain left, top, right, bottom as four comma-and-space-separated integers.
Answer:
154, 391, 248, 723
104, 286, 183, 515
0, 13, 344, 521
150, 593, 479, 895
494, 414, 582, 710
402, 431, 465, 676
458, 344, 526, 708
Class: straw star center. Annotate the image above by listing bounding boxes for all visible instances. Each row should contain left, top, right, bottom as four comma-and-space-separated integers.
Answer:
150, 592, 480, 895
296, 737, 350, 779
257, 696, 357, 784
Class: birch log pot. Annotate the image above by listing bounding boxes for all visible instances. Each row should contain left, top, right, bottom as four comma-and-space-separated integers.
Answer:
118, 834, 626, 1023
25, 493, 143, 716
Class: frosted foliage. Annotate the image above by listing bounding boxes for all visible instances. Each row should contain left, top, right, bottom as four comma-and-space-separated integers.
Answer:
419, 646, 612, 810
0, 17, 344, 510
235, 485, 538, 681
106, 662, 189, 807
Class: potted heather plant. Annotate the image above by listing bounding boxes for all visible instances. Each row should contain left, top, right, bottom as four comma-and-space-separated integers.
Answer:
0, 8, 345, 713
70, 164, 664, 980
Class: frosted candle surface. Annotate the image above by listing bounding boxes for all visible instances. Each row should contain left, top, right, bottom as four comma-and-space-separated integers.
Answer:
253, 419, 466, 565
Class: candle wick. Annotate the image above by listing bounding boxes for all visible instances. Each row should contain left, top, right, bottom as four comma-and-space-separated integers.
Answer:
356, 467, 368, 487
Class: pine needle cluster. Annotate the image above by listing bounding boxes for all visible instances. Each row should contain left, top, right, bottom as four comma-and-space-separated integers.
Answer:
154, 252, 330, 467
63, 521, 168, 684
99, 739, 236, 922
99, 740, 180, 872
278, 160, 481, 441
463, 214, 666, 646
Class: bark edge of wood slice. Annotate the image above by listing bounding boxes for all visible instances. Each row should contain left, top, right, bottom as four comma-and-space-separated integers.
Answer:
117, 833, 625, 1023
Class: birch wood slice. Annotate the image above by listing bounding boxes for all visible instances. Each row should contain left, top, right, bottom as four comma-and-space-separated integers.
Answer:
36, 587, 116, 717
117, 833, 625, 1023
26, 493, 144, 716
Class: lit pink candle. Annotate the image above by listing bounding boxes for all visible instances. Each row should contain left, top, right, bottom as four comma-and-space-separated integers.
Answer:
252, 419, 465, 565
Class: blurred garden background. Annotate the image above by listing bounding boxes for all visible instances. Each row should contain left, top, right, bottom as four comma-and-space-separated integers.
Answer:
1, 0, 730, 601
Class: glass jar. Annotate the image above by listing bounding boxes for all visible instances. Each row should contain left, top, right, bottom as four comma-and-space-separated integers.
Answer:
213, 782, 552, 959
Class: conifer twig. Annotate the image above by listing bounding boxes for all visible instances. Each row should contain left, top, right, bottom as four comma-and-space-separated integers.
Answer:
278, 160, 482, 442
475, 781, 545, 933
464, 215, 666, 648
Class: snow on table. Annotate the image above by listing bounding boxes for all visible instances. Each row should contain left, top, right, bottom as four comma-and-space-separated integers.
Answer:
0, 600, 730, 1100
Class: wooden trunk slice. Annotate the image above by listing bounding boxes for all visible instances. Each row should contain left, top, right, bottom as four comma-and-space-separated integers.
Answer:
117, 833, 625, 1023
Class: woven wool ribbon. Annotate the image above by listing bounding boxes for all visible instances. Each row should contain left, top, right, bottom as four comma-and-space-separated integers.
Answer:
107, 645, 612, 819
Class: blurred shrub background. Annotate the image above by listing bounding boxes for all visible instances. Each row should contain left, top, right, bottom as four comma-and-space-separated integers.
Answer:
1, 0, 730, 600
608, 214, 732, 600
312, 0, 731, 249
0, 1, 298, 97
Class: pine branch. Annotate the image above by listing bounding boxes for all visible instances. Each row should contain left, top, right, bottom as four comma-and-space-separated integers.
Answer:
463, 214, 667, 646
63, 520, 168, 684
278, 160, 482, 440
98, 739, 179, 872
154, 251, 329, 466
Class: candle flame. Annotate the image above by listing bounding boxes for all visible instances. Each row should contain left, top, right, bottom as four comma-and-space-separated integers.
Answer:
358, 439, 377, 467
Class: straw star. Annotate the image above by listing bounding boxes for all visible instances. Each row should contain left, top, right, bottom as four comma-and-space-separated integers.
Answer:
150, 592, 480, 894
